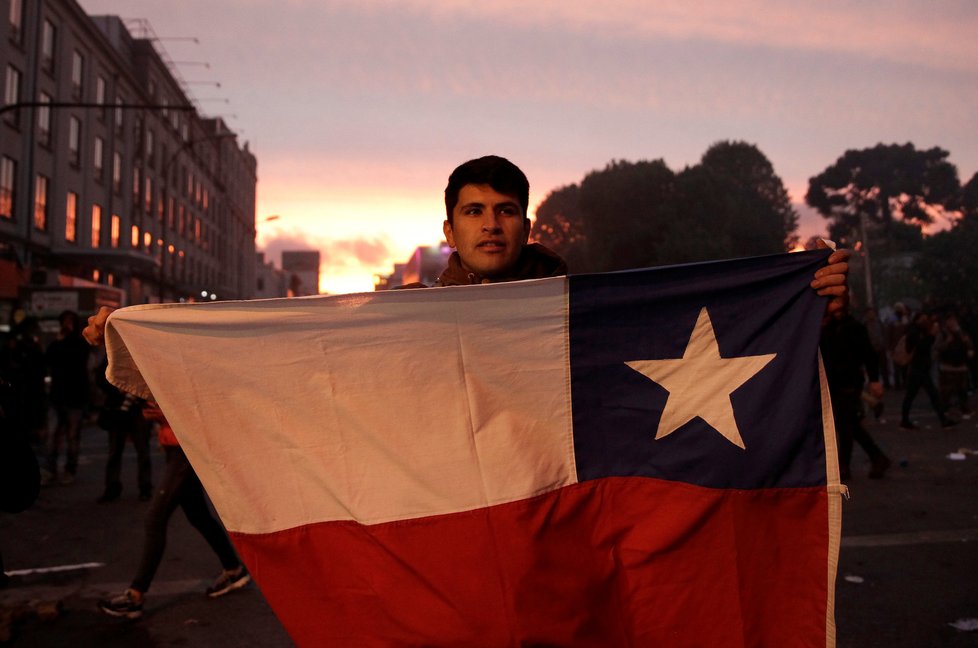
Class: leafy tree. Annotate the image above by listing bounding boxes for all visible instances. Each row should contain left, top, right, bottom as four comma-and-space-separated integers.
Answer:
957, 172, 978, 222
578, 159, 677, 272
531, 183, 587, 270
699, 141, 799, 250
805, 143, 959, 246
916, 219, 978, 307
915, 172, 978, 307
531, 142, 797, 272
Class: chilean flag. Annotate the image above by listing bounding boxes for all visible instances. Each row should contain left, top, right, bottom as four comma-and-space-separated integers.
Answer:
104, 250, 842, 647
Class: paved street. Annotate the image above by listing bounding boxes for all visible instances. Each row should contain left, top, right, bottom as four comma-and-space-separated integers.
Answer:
2, 389, 977, 646
835, 391, 978, 648
1, 425, 293, 647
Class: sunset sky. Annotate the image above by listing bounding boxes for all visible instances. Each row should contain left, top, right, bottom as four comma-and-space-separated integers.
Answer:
80, 0, 978, 294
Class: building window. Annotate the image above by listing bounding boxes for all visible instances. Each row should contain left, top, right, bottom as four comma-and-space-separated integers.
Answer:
94, 137, 104, 180
68, 116, 81, 166
115, 96, 124, 133
9, 0, 24, 45
4, 65, 21, 126
132, 166, 140, 206
71, 51, 84, 99
95, 76, 106, 119
34, 175, 49, 231
0, 157, 15, 220
65, 191, 78, 242
143, 231, 152, 252
146, 129, 155, 166
131, 224, 139, 248
134, 115, 143, 151
91, 203, 102, 247
37, 92, 52, 146
110, 214, 120, 247
144, 176, 152, 213
178, 204, 185, 235
167, 197, 174, 228
113, 152, 122, 194
41, 20, 56, 74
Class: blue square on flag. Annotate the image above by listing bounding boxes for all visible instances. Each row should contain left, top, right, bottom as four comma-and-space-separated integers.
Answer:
568, 250, 831, 489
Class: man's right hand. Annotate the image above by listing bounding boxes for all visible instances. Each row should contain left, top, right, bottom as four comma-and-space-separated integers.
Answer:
83, 306, 114, 346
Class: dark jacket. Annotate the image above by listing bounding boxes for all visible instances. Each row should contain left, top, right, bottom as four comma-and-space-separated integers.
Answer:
905, 322, 936, 373
0, 380, 40, 513
434, 243, 568, 287
46, 333, 91, 409
820, 314, 880, 392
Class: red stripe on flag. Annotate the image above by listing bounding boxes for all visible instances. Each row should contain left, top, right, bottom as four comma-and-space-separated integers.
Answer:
232, 478, 828, 647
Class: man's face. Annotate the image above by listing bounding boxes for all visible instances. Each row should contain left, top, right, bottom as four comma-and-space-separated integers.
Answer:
443, 183, 530, 279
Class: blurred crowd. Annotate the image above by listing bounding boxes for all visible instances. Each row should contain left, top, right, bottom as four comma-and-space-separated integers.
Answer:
0, 308, 153, 497
871, 302, 976, 419
1, 308, 250, 616
820, 300, 975, 481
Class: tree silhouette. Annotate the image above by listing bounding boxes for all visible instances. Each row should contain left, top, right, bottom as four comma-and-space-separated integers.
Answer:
531, 142, 796, 272
915, 172, 978, 306
805, 143, 959, 245
699, 141, 799, 251
578, 159, 677, 272
531, 183, 587, 270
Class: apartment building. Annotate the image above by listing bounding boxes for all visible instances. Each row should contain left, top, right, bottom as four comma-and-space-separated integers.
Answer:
0, 0, 257, 321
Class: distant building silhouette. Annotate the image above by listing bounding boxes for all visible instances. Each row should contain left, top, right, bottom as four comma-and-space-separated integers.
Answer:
254, 252, 288, 299
376, 243, 451, 289
281, 250, 320, 296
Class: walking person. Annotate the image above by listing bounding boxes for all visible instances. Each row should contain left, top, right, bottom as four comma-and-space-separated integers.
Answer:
97, 404, 250, 619
821, 307, 890, 479
43, 310, 91, 485
886, 303, 911, 389
936, 313, 974, 419
900, 312, 956, 430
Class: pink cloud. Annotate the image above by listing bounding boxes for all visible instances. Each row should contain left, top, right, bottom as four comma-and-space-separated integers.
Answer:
347, 0, 978, 72
259, 229, 393, 270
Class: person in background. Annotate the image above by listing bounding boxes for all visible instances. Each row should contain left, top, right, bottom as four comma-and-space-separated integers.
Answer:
863, 308, 888, 392
0, 315, 48, 446
43, 310, 91, 485
95, 357, 153, 503
97, 403, 250, 619
936, 313, 973, 420
900, 312, 956, 430
885, 303, 911, 389
0, 374, 41, 588
821, 306, 890, 479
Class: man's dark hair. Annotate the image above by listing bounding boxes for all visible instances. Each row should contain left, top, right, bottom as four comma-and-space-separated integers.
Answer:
444, 155, 529, 225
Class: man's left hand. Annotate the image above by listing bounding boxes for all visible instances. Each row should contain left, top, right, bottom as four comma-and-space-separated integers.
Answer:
811, 241, 850, 317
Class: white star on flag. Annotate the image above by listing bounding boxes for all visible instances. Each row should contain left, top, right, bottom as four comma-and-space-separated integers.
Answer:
625, 307, 776, 449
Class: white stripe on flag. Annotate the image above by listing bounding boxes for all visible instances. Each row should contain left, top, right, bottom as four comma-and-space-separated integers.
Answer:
106, 278, 576, 534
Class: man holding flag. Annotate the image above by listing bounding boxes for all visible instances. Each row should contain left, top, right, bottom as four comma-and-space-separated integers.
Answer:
85, 155, 850, 647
